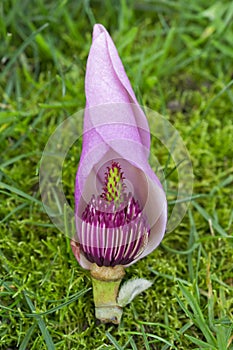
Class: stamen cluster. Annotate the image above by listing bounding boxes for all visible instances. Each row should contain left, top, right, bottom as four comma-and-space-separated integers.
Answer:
79, 163, 150, 267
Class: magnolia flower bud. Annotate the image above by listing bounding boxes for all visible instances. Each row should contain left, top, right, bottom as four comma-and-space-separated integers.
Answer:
71, 24, 167, 324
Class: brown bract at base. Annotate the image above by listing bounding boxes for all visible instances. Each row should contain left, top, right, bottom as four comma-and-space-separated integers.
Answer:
90, 263, 125, 281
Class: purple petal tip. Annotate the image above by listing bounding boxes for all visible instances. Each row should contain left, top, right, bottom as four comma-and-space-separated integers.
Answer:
92, 23, 105, 40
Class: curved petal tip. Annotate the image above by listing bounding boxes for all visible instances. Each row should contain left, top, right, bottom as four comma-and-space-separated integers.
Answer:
92, 23, 105, 40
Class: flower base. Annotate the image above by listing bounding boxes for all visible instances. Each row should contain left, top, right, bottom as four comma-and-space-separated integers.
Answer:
90, 263, 125, 324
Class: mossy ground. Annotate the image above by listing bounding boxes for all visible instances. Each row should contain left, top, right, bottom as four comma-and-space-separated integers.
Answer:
0, 1, 232, 349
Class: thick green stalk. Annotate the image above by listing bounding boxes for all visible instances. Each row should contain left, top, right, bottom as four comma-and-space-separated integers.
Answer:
90, 264, 125, 324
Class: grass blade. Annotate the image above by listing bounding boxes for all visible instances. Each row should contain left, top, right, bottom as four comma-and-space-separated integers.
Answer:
25, 288, 91, 317
19, 323, 37, 350
24, 292, 55, 350
106, 331, 124, 350
177, 282, 217, 346
0, 182, 42, 205
184, 334, 217, 349
192, 201, 228, 236
0, 23, 49, 80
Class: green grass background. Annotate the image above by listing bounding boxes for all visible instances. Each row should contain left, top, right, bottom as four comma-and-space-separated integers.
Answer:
0, 0, 232, 349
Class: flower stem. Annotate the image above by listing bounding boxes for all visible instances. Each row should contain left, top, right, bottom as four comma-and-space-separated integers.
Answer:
90, 263, 125, 324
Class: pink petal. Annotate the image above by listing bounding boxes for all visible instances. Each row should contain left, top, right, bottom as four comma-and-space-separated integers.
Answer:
74, 24, 167, 269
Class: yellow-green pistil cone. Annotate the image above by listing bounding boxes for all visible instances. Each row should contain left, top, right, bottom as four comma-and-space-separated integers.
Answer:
101, 161, 125, 203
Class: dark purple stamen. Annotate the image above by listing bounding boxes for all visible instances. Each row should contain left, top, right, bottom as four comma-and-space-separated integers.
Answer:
79, 192, 150, 267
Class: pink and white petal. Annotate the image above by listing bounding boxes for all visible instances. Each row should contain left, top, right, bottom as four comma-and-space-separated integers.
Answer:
70, 240, 92, 270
